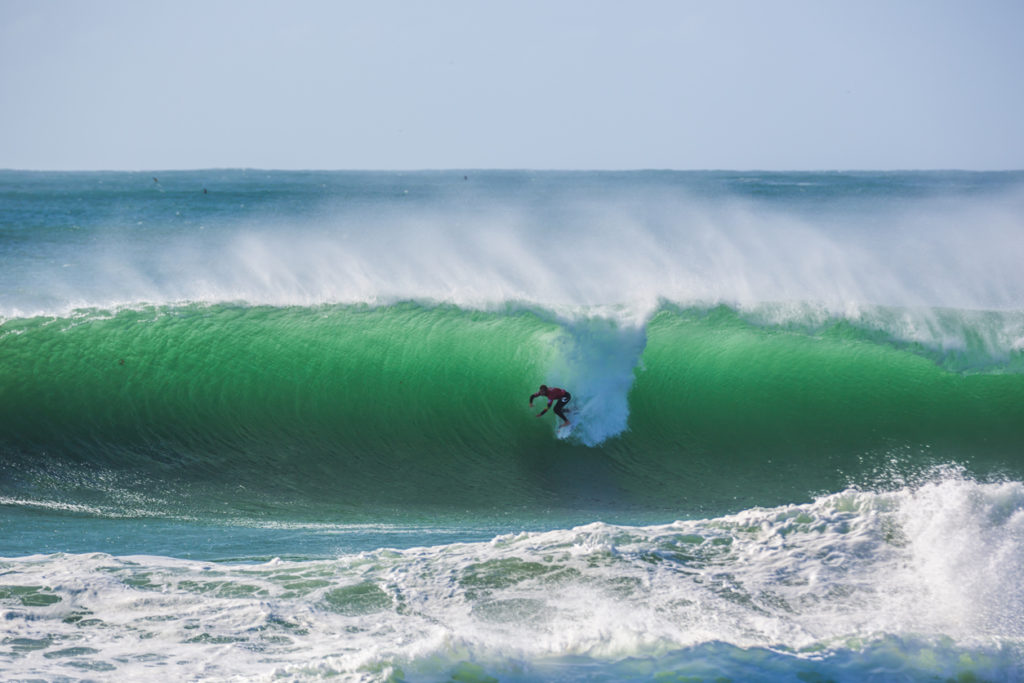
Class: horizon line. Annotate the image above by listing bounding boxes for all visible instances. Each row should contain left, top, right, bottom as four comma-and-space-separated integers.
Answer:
3, 166, 1023, 174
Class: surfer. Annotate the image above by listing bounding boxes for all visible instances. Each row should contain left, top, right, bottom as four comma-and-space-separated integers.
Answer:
530, 385, 571, 427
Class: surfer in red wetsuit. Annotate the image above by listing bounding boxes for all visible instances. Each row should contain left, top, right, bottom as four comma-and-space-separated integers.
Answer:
530, 385, 572, 427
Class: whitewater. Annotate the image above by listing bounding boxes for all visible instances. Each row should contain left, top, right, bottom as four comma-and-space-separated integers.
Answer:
1, 169, 1023, 681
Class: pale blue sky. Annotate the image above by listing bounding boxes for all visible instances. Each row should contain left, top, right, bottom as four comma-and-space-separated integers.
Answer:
2, 0, 1022, 170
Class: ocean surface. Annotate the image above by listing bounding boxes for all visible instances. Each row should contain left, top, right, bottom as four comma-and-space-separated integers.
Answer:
1, 169, 1023, 681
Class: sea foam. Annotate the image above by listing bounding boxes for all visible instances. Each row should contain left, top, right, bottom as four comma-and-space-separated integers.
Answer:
1, 472, 1020, 681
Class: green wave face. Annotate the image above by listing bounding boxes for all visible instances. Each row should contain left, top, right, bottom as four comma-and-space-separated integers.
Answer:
2, 303, 1023, 518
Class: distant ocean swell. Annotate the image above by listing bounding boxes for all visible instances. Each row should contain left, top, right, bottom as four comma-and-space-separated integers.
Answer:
0, 475, 1021, 680
2, 300, 1023, 517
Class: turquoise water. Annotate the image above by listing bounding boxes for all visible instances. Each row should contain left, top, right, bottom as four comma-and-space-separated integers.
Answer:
1, 170, 1023, 680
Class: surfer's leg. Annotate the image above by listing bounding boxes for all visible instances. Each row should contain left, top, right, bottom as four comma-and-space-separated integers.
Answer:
553, 395, 571, 425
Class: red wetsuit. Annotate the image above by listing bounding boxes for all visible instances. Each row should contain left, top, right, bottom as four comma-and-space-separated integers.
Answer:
530, 385, 572, 425
540, 387, 567, 401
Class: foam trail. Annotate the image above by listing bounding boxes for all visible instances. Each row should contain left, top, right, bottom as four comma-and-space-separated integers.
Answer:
542, 315, 648, 446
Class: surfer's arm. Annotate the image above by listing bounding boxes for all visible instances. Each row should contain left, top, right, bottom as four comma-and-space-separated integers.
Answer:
535, 399, 552, 417
529, 391, 541, 406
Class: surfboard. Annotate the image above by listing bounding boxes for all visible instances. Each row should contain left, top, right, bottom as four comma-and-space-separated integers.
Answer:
555, 410, 575, 439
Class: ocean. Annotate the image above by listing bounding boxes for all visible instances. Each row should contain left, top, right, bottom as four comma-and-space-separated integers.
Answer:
1, 169, 1023, 681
